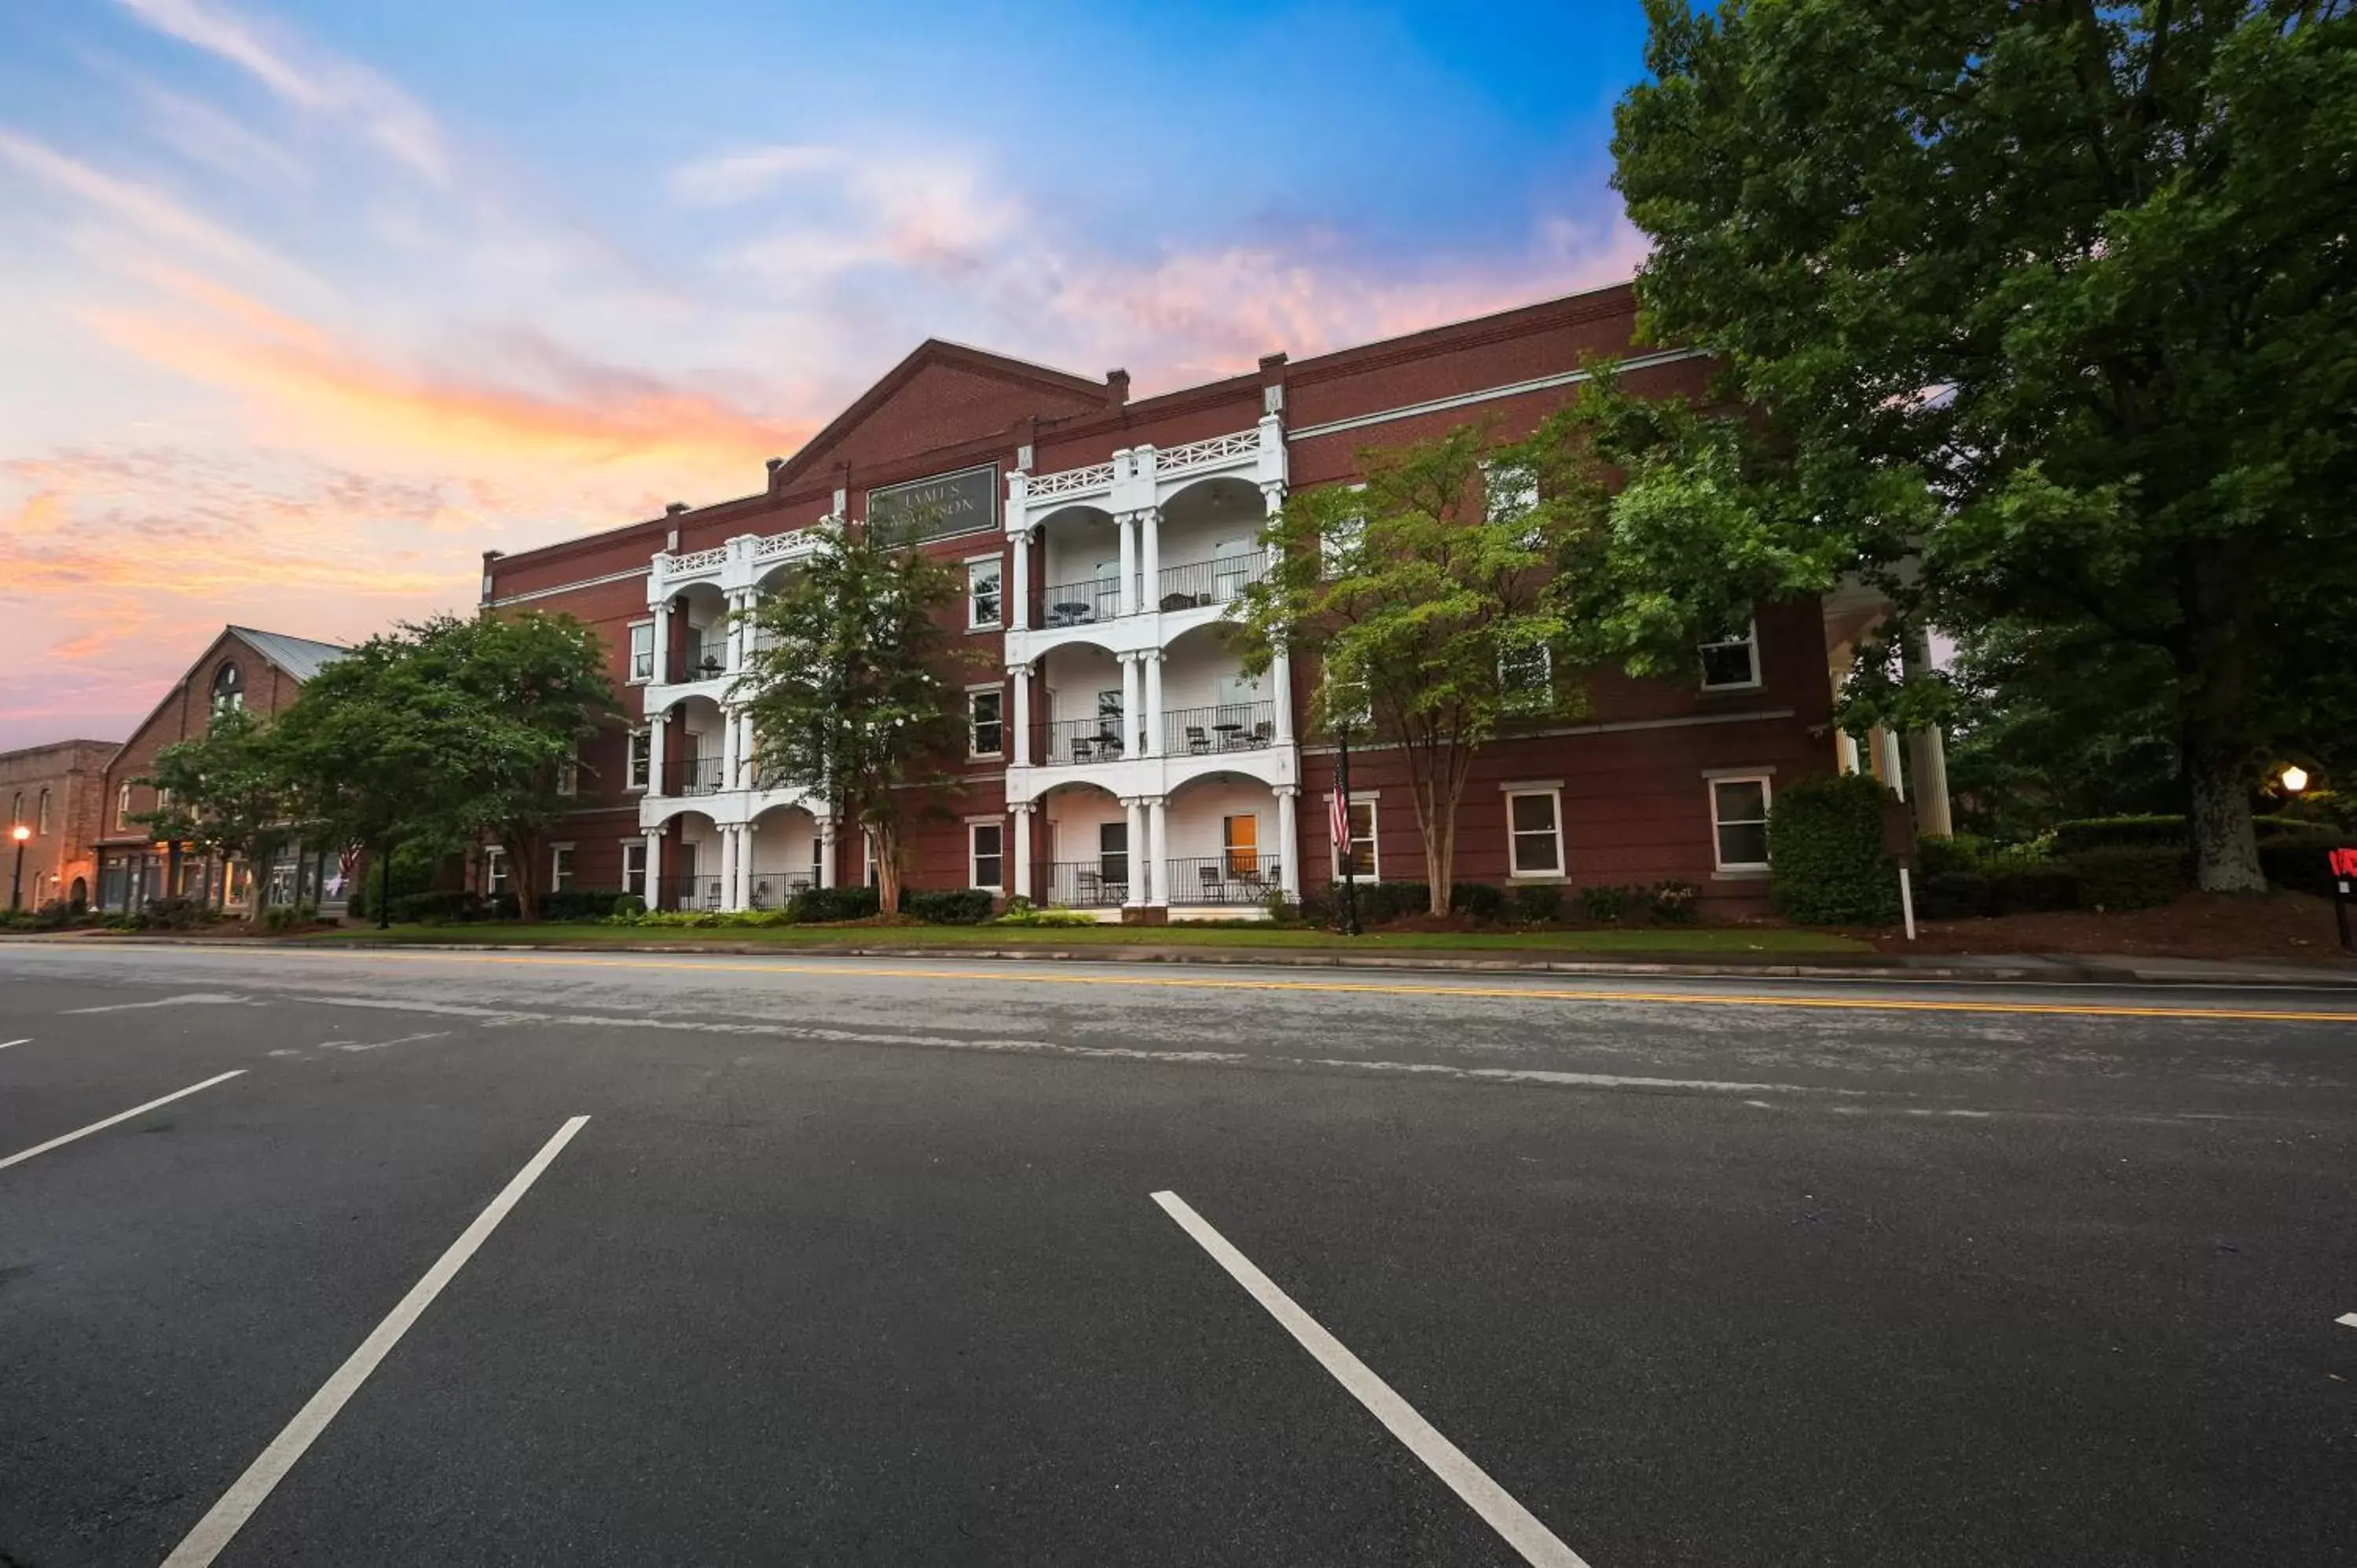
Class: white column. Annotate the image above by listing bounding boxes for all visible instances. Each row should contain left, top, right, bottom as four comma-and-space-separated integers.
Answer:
817, 817, 837, 888
647, 708, 669, 796
1878, 727, 1907, 799
1142, 651, 1164, 758
1138, 505, 1160, 613
643, 828, 662, 907
1013, 804, 1034, 899
1275, 786, 1299, 899
1899, 631, 1952, 836
717, 825, 738, 910
1010, 662, 1032, 767
651, 598, 672, 683
1123, 797, 1146, 909
1835, 729, 1861, 775
1117, 512, 1138, 617
1010, 530, 1030, 631
1120, 654, 1142, 757
724, 591, 742, 672
720, 704, 741, 790
1146, 797, 1168, 908
1271, 645, 1294, 744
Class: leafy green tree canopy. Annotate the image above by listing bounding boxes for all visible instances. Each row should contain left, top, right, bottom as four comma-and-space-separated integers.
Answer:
1613, 0, 2357, 889
130, 709, 292, 910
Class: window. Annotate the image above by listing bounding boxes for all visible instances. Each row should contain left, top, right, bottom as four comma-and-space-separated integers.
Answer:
1499, 643, 1552, 711
117, 783, 131, 831
1321, 675, 1372, 735
1505, 787, 1563, 878
36, 789, 49, 835
1320, 511, 1365, 579
210, 661, 244, 716
1223, 814, 1259, 877
1098, 821, 1128, 885
1096, 687, 1125, 745
863, 831, 879, 888
627, 730, 651, 790
1484, 459, 1541, 544
621, 839, 647, 898
1334, 796, 1378, 878
1701, 622, 1761, 691
484, 847, 510, 896
550, 843, 577, 892
969, 688, 1004, 758
1711, 776, 1772, 870
970, 821, 1005, 891
967, 558, 1003, 629
628, 622, 655, 683
557, 750, 580, 797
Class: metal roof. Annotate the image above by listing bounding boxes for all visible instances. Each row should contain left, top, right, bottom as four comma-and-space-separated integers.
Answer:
226, 626, 351, 682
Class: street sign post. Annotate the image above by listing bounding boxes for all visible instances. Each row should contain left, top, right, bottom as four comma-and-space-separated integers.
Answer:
1882, 794, 1919, 941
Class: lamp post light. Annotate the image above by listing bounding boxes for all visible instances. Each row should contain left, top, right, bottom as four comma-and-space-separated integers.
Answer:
9, 823, 29, 913
2281, 764, 2310, 797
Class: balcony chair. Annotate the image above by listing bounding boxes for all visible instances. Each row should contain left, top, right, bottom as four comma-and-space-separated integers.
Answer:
1198, 863, 1224, 901
1185, 726, 1210, 754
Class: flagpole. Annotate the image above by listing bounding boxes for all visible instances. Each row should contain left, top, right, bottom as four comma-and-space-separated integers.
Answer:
1335, 719, 1361, 937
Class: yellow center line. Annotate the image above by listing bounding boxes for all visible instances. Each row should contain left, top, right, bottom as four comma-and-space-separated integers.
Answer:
268, 945, 2357, 1024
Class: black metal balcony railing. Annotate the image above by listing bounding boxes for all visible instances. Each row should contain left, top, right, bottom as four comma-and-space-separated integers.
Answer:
662, 756, 727, 796
1039, 713, 1133, 767
1166, 855, 1281, 905
666, 633, 728, 684
1155, 551, 1269, 612
1042, 859, 1130, 907
1039, 576, 1122, 627
665, 874, 723, 910
745, 872, 815, 910
1164, 702, 1276, 757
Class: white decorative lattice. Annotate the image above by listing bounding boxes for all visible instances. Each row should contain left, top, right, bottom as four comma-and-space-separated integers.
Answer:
753, 531, 809, 562
667, 546, 728, 574
1155, 429, 1262, 477
1028, 462, 1115, 499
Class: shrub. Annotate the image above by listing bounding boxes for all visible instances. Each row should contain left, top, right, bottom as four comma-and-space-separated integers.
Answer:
1769, 775, 1901, 925
1917, 871, 1993, 920
2065, 845, 2188, 910
904, 888, 996, 925
610, 893, 647, 918
388, 889, 482, 925
2054, 815, 2189, 855
1648, 880, 1701, 925
1987, 864, 2080, 914
540, 888, 624, 922
1577, 883, 1635, 924
30, 899, 82, 932
137, 896, 216, 931
1509, 884, 1563, 924
1914, 834, 1994, 876
2260, 834, 2344, 897
1449, 881, 1505, 922
992, 899, 1102, 928
787, 885, 881, 923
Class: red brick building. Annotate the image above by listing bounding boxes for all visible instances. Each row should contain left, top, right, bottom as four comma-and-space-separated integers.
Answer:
483, 281, 1909, 920
93, 626, 353, 913
2, 739, 115, 911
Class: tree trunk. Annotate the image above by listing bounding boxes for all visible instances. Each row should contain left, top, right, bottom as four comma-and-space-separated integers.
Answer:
509, 833, 542, 921
2179, 552, 2265, 892
873, 819, 902, 914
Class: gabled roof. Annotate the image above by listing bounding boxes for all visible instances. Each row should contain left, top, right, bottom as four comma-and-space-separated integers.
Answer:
770, 338, 1116, 492
227, 626, 350, 681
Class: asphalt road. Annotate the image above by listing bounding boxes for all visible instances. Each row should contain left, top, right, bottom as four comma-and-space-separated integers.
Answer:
2, 941, 2353, 1567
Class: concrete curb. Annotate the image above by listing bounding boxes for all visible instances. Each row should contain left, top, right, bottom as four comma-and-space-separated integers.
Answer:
13, 931, 2356, 987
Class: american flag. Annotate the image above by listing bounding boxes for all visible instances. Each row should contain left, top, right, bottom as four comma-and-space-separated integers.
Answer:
1330, 790, 1351, 863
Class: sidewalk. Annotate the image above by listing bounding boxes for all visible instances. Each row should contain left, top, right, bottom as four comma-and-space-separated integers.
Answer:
15, 929, 2357, 987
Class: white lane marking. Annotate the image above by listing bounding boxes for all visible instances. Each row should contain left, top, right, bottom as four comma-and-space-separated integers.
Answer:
160, 1115, 590, 1568
0, 1072, 247, 1171
0, 1037, 29, 1050
1152, 1189, 1592, 1568
2337, 1313, 2357, 1329
64, 992, 248, 1014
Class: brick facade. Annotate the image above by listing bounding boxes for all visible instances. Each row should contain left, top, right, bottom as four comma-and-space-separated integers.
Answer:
1, 739, 115, 910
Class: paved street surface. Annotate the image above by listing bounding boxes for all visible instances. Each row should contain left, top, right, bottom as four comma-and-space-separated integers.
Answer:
2, 942, 2353, 1566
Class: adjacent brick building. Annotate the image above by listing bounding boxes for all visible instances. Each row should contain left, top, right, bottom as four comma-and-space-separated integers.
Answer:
2, 740, 115, 911
482, 280, 1902, 920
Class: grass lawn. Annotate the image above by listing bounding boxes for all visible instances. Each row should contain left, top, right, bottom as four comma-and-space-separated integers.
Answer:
302, 921, 1869, 955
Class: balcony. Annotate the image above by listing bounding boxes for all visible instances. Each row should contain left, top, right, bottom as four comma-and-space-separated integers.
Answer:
1164, 855, 1282, 907
1041, 576, 1120, 628
665, 874, 724, 910
1040, 859, 1131, 907
746, 872, 815, 909
1038, 714, 1135, 768
1153, 551, 1268, 613
1164, 702, 1275, 757
662, 756, 728, 796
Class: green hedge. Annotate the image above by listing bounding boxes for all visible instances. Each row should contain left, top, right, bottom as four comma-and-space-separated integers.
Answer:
541, 888, 625, 922
2062, 846, 2187, 910
2261, 835, 2344, 896
903, 888, 996, 925
1509, 884, 1563, 923
1769, 775, 1901, 925
787, 885, 880, 922
2055, 813, 2326, 855
1450, 882, 1506, 921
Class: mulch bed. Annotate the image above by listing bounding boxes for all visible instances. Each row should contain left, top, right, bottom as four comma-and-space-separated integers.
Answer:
1856, 891, 2354, 963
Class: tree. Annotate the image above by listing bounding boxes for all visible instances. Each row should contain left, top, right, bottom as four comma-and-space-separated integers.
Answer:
1612, 0, 2357, 889
734, 522, 970, 915
399, 612, 619, 922
130, 709, 292, 914
1234, 424, 1582, 915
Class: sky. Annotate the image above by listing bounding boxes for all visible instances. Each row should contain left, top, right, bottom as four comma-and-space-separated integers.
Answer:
0, 0, 1657, 748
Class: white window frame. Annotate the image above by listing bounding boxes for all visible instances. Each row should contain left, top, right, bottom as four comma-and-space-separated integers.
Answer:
1700, 620, 1762, 692
968, 819, 1005, 892
484, 846, 510, 896
550, 841, 577, 893
968, 684, 1005, 760
556, 750, 580, 797
1330, 790, 1379, 879
619, 838, 647, 898
1320, 508, 1366, 580
1483, 457, 1542, 544
36, 789, 49, 835
966, 555, 1004, 631
1708, 771, 1774, 873
627, 620, 656, 684
117, 783, 132, 831
627, 728, 651, 792
1501, 782, 1566, 881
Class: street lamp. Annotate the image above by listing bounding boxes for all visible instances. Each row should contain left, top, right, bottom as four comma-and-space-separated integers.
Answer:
2281, 764, 2310, 796
9, 823, 29, 913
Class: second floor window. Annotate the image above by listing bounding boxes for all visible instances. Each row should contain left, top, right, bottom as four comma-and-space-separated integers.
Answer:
1499, 644, 1552, 711
970, 690, 1004, 758
484, 848, 509, 896
1701, 622, 1761, 690
37, 789, 50, 835
210, 661, 244, 717
968, 559, 1003, 629
628, 731, 651, 790
629, 623, 655, 683
550, 844, 576, 892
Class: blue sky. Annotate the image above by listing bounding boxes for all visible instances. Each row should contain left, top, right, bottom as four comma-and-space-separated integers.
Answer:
0, 0, 1656, 744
